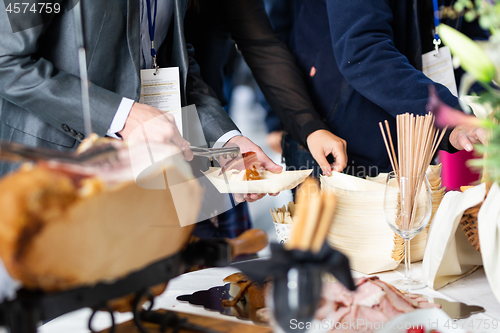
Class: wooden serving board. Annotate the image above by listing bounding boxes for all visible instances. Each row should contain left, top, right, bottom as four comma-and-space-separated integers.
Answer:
98, 310, 272, 333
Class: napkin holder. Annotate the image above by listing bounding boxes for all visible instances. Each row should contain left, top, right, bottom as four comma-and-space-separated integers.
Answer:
233, 242, 355, 333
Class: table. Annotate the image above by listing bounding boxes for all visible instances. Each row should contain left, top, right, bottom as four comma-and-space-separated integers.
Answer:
38, 261, 500, 333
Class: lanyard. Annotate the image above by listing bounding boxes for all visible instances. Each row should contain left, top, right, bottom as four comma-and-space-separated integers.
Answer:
146, 0, 159, 71
432, 0, 442, 53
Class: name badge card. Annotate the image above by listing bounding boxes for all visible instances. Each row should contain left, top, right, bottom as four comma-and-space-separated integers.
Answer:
422, 46, 458, 97
139, 67, 183, 135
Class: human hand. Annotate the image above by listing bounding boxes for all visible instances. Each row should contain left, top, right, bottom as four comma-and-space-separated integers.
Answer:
306, 130, 347, 175
449, 124, 488, 152
118, 103, 193, 160
222, 135, 282, 203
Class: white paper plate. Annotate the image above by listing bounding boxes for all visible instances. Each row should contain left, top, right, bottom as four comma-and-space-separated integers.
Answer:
203, 167, 312, 193
321, 172, 386, 192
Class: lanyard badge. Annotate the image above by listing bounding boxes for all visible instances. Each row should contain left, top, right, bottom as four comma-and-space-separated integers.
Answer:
146, 0, 159, 73
432, 0, 442, 55
421, 0, 458, 96
140, 0, 183, 137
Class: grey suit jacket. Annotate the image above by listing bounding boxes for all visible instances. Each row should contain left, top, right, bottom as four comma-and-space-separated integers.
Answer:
0, 0, 238, 175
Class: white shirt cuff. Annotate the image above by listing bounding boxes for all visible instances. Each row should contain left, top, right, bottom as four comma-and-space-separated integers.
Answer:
212, 130, 242, 148
107, 98, 135, 139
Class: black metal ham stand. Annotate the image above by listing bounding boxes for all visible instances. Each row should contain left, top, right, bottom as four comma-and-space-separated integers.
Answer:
0, 236, 254, 333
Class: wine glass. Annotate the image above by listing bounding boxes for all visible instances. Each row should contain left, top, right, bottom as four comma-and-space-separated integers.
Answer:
384, 171, 432, 290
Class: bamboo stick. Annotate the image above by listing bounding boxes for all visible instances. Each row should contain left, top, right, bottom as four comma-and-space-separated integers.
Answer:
384, 120, 399, 176
380, 122, 397, 173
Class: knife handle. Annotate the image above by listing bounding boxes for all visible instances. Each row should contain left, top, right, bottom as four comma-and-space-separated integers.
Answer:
227, 229, 268, 259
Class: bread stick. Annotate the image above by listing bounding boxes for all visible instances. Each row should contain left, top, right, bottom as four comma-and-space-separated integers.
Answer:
299, 188, 323, 250
287, 178, 316, 250
311, 190, 337, 253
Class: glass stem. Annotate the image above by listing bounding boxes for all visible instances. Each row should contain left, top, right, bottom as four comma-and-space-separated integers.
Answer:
404, 239, 411, 281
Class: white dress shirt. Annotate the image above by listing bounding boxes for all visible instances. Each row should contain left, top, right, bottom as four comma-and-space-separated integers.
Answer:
107, 0, 241, 146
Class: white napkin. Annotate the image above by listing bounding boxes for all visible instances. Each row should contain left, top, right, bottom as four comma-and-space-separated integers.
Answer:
422, 183, 486, 289
478, 182, 500, 304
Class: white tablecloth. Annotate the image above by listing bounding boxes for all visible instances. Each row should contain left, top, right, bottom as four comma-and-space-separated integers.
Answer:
38, 262, 500, 333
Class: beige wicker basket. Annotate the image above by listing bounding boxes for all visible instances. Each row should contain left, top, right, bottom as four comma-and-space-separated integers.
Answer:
459, 184, 491, 253
460, 203, 482, 252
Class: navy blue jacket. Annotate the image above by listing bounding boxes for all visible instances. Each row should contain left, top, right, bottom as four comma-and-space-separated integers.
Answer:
290, 0, 486, 175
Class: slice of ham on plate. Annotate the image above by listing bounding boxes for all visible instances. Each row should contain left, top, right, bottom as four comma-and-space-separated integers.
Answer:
317, 277, 442, 333
219, 152, 265, 181
379, 294, 405, 318
369, 279, 416, 313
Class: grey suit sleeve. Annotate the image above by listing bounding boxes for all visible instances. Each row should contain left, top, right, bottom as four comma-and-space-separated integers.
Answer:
184, 44, 239, 146
0, 6, 122, 139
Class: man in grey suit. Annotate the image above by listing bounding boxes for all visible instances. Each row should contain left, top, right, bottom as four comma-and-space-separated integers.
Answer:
0, 0, 281, 201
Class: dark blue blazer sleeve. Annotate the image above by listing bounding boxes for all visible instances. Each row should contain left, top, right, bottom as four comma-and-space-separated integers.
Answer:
326, 0, 460, 117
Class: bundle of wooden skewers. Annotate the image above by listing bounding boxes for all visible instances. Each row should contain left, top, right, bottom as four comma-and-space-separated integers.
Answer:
379, 113, 447, 230
270, 202, 295, 225
270, 202, 295, 244
286, 178, 337, 253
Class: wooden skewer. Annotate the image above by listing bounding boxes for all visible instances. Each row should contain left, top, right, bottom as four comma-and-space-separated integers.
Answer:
413, 116, 423, 182
430, 126, 448, 159
404, 114, 410, 229
270, 209, 276, 223
385, 120, 399, 176
379, 122, 397, 173
397, 116, 402, 180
